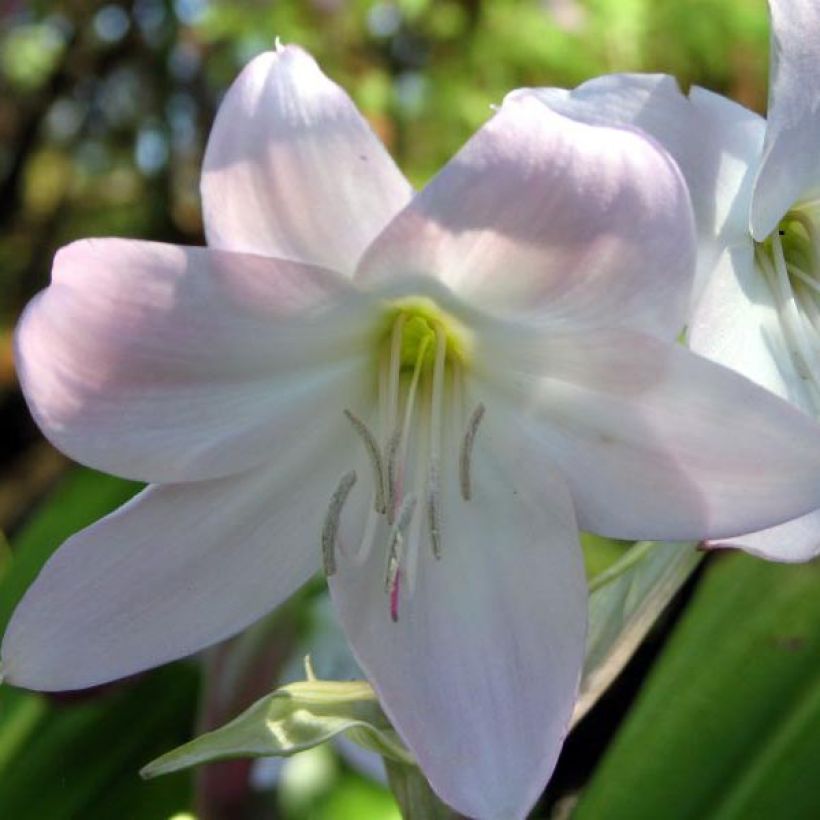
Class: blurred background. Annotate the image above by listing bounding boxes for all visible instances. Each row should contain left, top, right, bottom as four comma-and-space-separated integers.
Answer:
1, 1, 817, 819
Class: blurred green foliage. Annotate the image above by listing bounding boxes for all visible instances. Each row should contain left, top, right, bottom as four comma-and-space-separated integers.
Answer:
0, 0, 770, 331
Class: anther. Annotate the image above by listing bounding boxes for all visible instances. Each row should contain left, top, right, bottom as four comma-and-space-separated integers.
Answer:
344, 410, 386, 513
384, 493, 417, 593
428, 459, 442, 559
321, 470, 357, 576
459, 403, 486, 501
385, 493, 416, 624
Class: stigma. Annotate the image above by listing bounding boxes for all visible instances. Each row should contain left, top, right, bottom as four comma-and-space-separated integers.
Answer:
321, 299, 484, 622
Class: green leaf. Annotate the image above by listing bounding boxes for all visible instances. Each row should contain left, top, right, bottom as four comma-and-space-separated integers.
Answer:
576, 552, 820, 820
142, 678, 414, 779
574, 540, 702, 725
0, 665, 198, 819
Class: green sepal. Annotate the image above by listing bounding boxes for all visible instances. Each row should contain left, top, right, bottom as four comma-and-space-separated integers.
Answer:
384, 760, 455, 820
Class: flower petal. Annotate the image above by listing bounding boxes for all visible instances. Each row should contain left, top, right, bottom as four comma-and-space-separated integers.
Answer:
202, 45, 412, 273
751, 0, 820, 240
688, 243, 812, 410
532, 76, 765, 305
1, 432, 353, 691
707, 506, 820, 563
356, 93, 695, 341
478, 326, 820, 542
329, 411, 587, 819
17, 238, 376, 483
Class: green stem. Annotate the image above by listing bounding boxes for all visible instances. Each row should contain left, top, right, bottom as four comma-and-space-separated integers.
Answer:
384, 760, 456, 820
588, 540, 659, 594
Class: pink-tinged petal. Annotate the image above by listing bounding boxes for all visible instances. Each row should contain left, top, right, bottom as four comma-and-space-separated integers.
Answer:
688, 243, 812, 411
329, 411, 586, 819
707, 506, 820, 563
1, 432, 354, 691
477, 326, 820, 542
17, 238, 377, 483
356, 93, 695, 341
532, 76, 765, 305
202, 45, 412, 273
751, 0, 820, 240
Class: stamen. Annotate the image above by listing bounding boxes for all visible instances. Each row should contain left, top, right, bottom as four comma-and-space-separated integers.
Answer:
424, 324, 448, 555
385, 429, 401, 525
354, 508, 381, 565
428, 324, 447, 463
459, 403, 486, 501
321, 470, 357, 576
385, 494, 413, 620
404, 389, 431, 596
386, 314, 406, 435
427, 458, 442, 559
384, 493, 417, 593
389, 570, 401, 623
771, 234, 819, 383
788, 263, 820, 296
389, 333, 432, 521
344, 410, 386, 513
760, 236, 820, 413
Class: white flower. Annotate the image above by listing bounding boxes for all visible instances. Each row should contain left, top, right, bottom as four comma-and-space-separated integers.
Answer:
5, 44, 820, 819
529, 0, 820, 563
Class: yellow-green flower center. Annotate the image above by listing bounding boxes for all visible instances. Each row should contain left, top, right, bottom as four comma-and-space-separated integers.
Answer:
379, 297, 472, 373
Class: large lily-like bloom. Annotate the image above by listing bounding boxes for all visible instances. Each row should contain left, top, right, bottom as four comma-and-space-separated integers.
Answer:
5, 45, 820, 819
530, 0, 820, 563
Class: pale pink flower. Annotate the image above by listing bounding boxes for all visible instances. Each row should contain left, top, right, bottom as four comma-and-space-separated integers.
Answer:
530, 0, 820, 564
5, 44, 820, 818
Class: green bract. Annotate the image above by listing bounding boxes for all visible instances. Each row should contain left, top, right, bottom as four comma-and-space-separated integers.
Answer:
141, 675, 413, 780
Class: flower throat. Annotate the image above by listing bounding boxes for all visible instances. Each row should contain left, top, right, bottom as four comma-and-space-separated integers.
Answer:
756, 206, 820, 413
321, 300, 483, 622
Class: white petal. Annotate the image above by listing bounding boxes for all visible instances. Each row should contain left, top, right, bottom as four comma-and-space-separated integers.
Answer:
17, 238, 376, 483
751, 0, 820, 240
707, 506, 820, 563
329, 410, 587, 819
1, 431, 354, 691
688, 242, 812, 410
357, 93, 695, 341
478, 326, 820, 542
202, 45, 412, 272
531, 75, 765, 306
